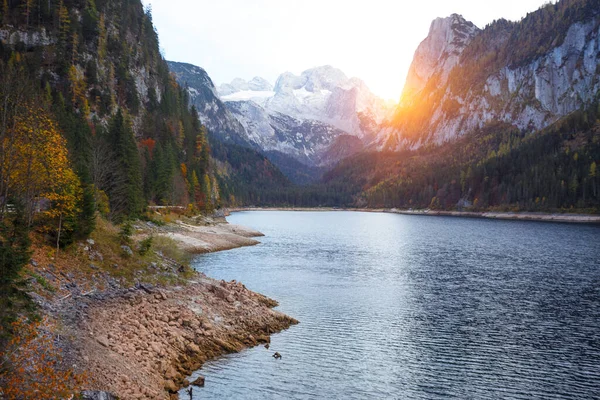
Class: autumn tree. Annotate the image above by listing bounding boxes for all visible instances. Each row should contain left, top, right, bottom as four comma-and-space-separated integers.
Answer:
2, 102, 81, 227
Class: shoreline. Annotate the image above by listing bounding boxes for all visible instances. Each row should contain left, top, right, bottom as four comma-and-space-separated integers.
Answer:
228, 207, 600, 224
64, 274, 297, 400
28, 216, 297, 400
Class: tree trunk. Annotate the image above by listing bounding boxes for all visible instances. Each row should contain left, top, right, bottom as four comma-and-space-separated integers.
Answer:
56, 213, 62, 257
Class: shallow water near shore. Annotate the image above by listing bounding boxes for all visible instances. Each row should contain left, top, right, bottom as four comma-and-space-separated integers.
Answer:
183, 211, 600, 399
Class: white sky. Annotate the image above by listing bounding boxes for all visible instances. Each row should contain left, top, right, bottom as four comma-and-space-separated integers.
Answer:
142, 0, 554, 101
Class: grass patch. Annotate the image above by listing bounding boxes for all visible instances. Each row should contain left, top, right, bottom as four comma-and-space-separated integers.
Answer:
152, 235, 192, 268
28, 272, 56, 293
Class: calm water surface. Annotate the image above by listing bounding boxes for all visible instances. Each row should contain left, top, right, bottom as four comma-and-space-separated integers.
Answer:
182, 211, 600, 399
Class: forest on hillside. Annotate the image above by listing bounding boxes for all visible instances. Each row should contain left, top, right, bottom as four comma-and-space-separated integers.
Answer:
0, 0, 221, 342
325, 107, 600, 212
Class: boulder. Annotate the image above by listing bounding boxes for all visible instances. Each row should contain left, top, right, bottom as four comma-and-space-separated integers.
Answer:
191, 375, 205, 387
164, 379, 178, 393
96, 336, 110, 348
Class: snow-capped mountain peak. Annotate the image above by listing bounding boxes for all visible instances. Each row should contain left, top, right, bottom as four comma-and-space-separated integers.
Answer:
219, 76, 274, 96
218, 65, 392, 140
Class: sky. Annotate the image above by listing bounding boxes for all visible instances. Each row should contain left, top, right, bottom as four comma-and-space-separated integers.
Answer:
141, 0, 554, 101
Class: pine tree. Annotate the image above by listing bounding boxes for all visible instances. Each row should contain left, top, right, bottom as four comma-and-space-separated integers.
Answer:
104, 110, 144, 219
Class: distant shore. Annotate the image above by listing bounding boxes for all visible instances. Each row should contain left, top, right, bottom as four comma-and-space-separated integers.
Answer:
228, 207, 600, 224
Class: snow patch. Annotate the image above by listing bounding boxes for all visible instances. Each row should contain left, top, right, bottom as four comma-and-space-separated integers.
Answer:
221, 90, 275, 101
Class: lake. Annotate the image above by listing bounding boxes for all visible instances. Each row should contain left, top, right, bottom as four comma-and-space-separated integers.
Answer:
183, 211, 600, 399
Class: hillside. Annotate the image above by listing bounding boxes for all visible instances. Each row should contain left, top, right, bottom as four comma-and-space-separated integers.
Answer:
0, 0, 220, 221
377, 0, 600, 149
324, 0, 600, 212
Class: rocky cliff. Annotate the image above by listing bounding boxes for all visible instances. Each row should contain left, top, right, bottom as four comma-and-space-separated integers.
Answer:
378, 1, 600, 150
222, 65, 392, 141
168, 61, 253, 147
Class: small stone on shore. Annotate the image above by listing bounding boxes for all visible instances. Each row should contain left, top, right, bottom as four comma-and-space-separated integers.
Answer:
191, 375, 205, 387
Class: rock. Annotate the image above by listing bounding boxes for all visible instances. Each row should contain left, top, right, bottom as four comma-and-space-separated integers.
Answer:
86, 238, 95, 245
165, 365, 179, 380
186, 342, 200, 354
96, 336, 110, 348
121, 245, 134, 257
81, 391, 117, 400
164, 379, 178, 393
137, 283, 154, 294
191, 375, 205, 387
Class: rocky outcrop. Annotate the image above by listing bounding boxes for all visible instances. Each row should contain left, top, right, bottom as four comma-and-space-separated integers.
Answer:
161, 221, 264, 253
401, 14, 480, 102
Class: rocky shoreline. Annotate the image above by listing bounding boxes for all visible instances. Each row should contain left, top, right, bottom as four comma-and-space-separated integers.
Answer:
160, 221, 264, 253
229, 207, 600, 224
59, 274, 297, 399
26, 217, 297, 400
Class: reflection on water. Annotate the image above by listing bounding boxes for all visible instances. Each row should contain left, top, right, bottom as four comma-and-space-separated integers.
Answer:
181, 211, 600, 399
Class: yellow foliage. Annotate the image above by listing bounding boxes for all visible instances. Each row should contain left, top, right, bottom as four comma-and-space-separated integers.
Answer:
1, 103, 82, 225
180, 163, 187, 177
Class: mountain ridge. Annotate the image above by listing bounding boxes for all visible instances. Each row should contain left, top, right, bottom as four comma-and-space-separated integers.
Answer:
377, 1, 600, 149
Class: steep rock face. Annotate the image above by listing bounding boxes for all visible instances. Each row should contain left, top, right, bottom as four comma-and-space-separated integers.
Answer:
168, 61, 252, 147
378, 3, 600, 150
402, 14, 480, 102
0, 3, 167, 135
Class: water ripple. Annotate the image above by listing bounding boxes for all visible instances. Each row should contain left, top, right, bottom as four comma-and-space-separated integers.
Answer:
181, 212, 600, 400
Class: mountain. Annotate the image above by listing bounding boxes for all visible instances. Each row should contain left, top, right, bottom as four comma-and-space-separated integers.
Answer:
0, 0, 228, 221
220, 66, 392, 141
225, 100, 355, 166
169, 63, 380, 182
167, 61, 321, 185
377, 3, 600, 149
324, 0, 600, 212
168, 61, 253, 147
219, 76, 274, 95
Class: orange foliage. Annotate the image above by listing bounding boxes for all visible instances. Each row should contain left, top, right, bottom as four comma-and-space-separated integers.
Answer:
0, 317, 86, 399
140, 138, 156, 155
